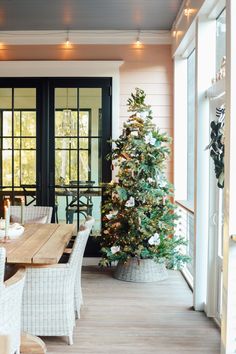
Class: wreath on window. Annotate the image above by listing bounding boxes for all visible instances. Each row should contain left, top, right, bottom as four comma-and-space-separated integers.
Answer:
206, 106, 225, 189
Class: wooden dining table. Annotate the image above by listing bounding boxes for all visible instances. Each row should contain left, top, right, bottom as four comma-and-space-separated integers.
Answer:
0, 223, 75, 353
0, 223, 74, 265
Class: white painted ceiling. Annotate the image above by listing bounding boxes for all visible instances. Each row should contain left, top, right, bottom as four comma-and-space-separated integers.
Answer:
0, 0, 183, 31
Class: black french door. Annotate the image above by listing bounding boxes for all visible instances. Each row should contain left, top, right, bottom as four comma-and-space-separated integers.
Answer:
0, 77, 112, 256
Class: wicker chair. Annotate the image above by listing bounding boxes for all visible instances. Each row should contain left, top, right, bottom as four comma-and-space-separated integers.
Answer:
10, 206, 53, 224
21, 227, 91, 345
74, 216, 94, 319
0, 263, 26, 354
0, 247, 6, 286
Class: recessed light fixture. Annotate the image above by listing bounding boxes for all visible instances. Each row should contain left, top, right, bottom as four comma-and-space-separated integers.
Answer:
135, 30, 142, 47
184, 7, 194, 17
65, 30, 71, 47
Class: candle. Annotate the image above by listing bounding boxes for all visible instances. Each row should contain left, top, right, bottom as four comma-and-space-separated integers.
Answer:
4, 206, 9, 236
6, 199, 10, 224
21, 197, 25, 225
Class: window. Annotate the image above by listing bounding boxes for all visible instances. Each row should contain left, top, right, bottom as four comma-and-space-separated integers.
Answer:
0, 88, 37, 189
55, 109, 91, 184
187, 50, 196, 206
216, 9, 226, 73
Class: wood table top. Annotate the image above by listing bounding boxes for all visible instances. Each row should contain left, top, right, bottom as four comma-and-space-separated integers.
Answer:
0, 223, 74, 265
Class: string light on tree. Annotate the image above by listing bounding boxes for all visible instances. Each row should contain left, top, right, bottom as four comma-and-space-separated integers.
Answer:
99, 88, 189, 268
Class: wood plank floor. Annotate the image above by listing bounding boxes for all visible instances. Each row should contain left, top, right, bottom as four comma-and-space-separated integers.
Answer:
44, 267, 220, 354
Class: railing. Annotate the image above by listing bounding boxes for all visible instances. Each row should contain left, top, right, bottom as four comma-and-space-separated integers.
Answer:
176, 201, 194, 288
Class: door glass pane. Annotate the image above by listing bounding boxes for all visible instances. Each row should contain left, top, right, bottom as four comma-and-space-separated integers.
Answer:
55, 87, 103, 236
0, 88, 37, 207
0, 88, 12, 109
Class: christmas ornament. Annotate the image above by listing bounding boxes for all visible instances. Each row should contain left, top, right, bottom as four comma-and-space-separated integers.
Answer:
111, 246, 120, 254
144, 132, 156, 146
148, 233, 160, 246
125, 196, 135, 207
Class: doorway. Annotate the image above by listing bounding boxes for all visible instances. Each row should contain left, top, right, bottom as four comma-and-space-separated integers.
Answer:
0, 77, 112, 256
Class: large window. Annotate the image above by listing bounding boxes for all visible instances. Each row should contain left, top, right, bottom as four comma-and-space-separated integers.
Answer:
187, 50, 196, 206
216, 9, 226, 73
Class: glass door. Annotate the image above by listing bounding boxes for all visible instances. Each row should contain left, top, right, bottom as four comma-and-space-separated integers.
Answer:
0, 78, 112, 256
50, 79, 111, 256
0, 86, 38, 212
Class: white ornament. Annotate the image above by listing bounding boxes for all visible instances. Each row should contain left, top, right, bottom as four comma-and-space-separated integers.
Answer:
106, 210, 118, 220
106, 214, 113, 220
144, 132, 156, 146
130, 130, 139, 137
147, 177, 155, 184
156, 174, 168, 188
111, 246, 120, 254
148, 233, 160, 246
125, 196, 135, 207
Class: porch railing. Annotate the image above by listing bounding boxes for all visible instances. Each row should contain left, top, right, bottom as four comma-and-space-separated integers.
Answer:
176, 201, 194, 288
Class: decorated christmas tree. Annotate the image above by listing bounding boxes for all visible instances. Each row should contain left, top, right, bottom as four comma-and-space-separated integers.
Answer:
99, 88, 188, 268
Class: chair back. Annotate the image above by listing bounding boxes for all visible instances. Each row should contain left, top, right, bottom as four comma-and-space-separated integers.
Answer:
84, 216, 95, 232
68, 227, 90, 276
0, 247, 6, 286
0, 267, 26, 354
10, 206, 53, 224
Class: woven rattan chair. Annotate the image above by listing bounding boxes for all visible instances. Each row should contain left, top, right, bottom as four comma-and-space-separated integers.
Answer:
10, 206, 53, 224
74, 216, 94, 319
0, 264, 26, 354
21, 227, 90, 345
0, 247, 6, 286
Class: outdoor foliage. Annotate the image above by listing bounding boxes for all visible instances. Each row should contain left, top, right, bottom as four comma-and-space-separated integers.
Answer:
99, 88, 189, 268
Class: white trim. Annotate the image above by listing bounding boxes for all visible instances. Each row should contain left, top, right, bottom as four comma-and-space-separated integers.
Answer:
173, 57, 188, 201
208, 0, 226, 19
193, 15, 216, 311
221, 1, 236, 352
0, 30, 171, 45
181, 267, 194, 290
206, 78, 226, 99
172, 0, 226, 57
0, 60, 123, 140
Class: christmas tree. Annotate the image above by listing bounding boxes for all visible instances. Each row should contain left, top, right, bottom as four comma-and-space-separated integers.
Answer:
99, 88, 188, 268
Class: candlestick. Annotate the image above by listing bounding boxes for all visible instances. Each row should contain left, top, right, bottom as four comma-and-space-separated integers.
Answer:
21, 197, 25, 225
4, 204, 7, 220
0, 218, 5, 229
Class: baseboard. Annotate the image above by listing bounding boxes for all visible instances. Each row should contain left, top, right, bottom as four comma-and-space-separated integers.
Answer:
83, 257, 100, 266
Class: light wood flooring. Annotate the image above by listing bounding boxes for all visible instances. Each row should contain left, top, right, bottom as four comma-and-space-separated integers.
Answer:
44, 267, 220, 354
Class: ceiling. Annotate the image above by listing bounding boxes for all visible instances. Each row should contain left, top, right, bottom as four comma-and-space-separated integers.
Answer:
0, 0, 183, 31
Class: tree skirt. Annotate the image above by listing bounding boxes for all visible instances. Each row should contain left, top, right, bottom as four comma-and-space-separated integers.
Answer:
114, 258, 168, 282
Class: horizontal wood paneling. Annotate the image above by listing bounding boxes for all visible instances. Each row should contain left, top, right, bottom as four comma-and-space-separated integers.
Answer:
0, 44, 173, 182
121, 70, 173, 84
120, 94, 172, 107
120, 82, 172, 95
